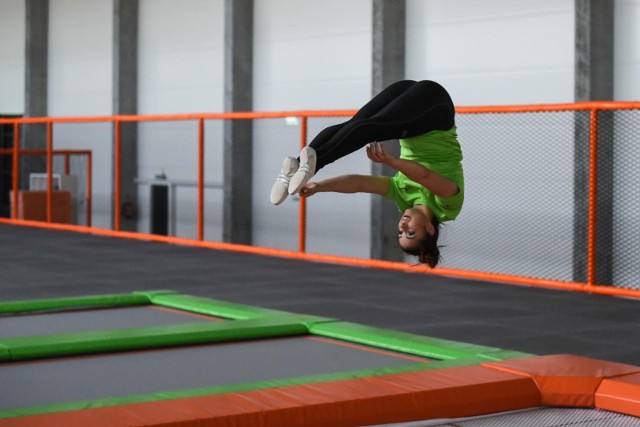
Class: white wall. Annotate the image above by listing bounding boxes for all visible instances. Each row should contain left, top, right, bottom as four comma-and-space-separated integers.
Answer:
47, 0, 113, 228
252, 0, 373, 257
403, 0, 576, 277
48, 0, 112, 116
138, 0, 224, 114
136, 0, 225, 235
406, 0, 574, 106
613, 0, 640, 286
615, 0, 640, 100
254, 0, 577, 264
0, 0, 25, 114
253, 0, 372, 111
3, 0, 640, 283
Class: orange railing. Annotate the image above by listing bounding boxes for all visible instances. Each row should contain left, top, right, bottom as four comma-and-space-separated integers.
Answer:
0, 147, 92, 226
0, 111, 353, 250
1, 101, 640, 299
456, 101, 640, 289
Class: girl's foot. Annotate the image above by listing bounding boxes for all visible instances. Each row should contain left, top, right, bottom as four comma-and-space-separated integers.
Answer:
270, 157, 299, 205
288, 147, 317, 195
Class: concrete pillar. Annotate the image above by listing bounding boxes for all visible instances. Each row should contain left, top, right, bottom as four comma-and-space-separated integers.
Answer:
573, 0, 614, 284
113, 0, 139, 231
575, 0, 614, 101
223, 0, 253, 244
370, 0, 405, 261
22, 0, 48, 187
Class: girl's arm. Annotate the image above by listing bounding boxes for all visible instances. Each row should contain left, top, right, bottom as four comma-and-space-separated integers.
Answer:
299, 174, 390, 198
366, 142, 459, 197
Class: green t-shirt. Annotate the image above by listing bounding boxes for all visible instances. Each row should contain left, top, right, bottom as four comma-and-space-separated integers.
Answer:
384, 126, 464, 222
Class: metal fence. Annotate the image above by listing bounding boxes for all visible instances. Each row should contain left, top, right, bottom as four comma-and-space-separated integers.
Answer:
1, 101, 639, 298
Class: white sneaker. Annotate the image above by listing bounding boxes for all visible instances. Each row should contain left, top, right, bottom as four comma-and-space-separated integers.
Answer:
288, 147, 317, 195
270, 157, 300, 205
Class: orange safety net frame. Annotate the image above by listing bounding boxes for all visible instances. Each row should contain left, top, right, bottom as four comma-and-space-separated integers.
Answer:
2, 101, 640, 299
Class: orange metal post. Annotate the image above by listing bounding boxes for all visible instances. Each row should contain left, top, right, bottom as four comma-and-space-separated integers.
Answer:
64, 154, 70, 175
298, 116, 308, 253
197, 118, 204, 241
46, 122, 53, 223
11, 123, 20, 219
114, 120, 122, 231
87, 151, 93, 227
586, 109, 599, 287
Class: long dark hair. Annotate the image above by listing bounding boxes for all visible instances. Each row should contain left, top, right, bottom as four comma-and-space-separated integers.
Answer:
402, 215, 441, 268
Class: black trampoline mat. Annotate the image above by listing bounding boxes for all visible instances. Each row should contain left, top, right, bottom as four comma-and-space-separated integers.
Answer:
0, 336, 429, 411
0, 306, 221, 339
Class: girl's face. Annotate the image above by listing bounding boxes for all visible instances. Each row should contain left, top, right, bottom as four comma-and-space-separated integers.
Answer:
397, 207, 434, 250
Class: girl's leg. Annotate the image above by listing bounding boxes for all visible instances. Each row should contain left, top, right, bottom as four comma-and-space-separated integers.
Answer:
308, 80, 418, 155
273, 82, 421, 204
312, 80, 455, 171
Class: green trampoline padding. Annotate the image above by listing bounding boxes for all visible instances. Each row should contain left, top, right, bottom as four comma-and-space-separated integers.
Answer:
0, 291, 533, 363
310, 321, 532, 361
0, 315, 330, 362
148, 292, 293, 320
0, 290, 297, 320
0, 292, 152, 315
0, 290, 536, 420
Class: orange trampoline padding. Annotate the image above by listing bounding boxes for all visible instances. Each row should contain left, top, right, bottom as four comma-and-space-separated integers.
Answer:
596, 372, 640, 417
0, 364, 540, 427
484, 354, 640, 408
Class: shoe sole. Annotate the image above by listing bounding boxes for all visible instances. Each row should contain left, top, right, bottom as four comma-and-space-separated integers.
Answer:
270, 157, 299, 205
288, 147, 316, 195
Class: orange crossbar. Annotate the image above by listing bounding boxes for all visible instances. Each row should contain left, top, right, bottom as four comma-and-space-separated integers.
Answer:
0, 110, 358, 125
0, 149, 91, 155
2, 102, 640, 126
456, 101, 640, 114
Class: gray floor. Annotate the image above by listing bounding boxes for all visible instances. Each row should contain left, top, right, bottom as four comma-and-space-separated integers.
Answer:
2, 224, 640, 365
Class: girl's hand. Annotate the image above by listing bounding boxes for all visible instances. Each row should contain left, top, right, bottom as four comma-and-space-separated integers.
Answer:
299, 182, 319, 198
366, 142, 396, 165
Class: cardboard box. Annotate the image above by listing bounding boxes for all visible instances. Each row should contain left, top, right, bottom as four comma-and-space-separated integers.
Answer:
11, 191, 73, 224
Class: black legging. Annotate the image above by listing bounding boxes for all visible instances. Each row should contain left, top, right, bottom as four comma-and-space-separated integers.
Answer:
309, 80, 455, 171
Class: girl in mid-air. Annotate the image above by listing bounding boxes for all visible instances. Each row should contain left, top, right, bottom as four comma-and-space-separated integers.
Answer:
270, 80, 464, 268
